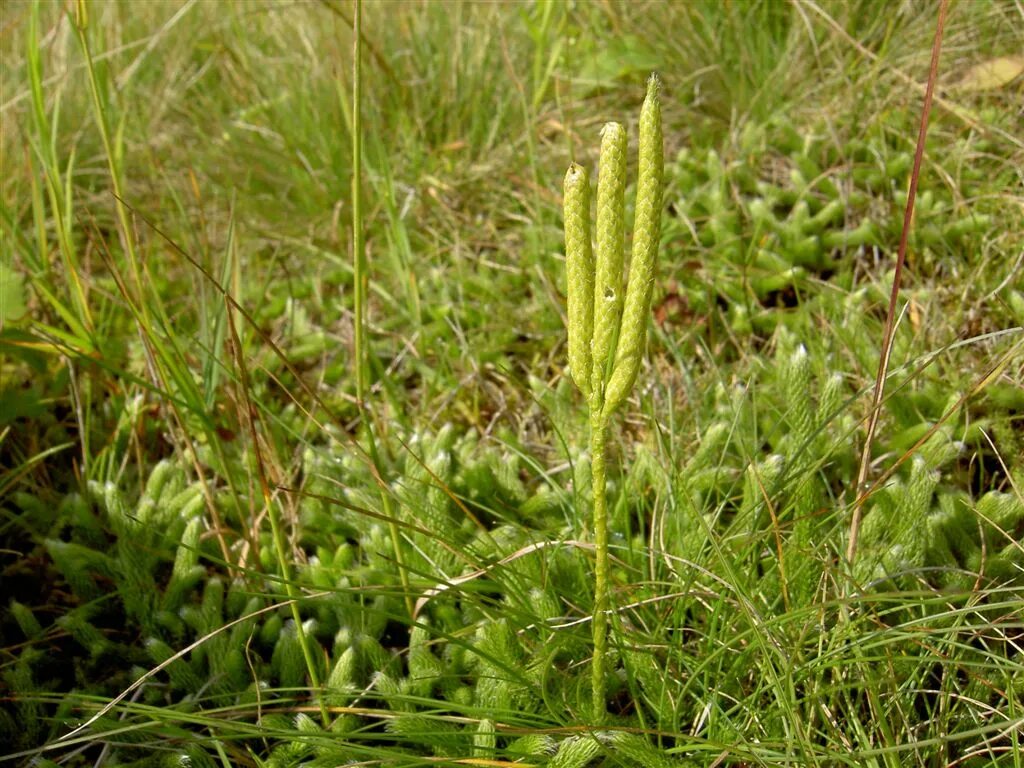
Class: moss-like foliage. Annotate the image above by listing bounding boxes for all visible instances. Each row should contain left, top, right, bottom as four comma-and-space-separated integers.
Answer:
4, 104, 1021, 766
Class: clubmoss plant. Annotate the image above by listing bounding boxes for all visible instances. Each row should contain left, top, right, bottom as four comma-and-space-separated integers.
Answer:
563, 73, 663, 719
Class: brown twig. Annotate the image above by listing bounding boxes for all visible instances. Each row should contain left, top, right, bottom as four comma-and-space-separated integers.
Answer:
847, 0, 950, 566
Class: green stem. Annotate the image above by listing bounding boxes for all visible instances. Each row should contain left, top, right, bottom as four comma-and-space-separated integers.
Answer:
74, 2, 144, 318
267, 501, 329, 726
349, 0, 412, 618
589, 407, 609, 721
352, 0, 366, 403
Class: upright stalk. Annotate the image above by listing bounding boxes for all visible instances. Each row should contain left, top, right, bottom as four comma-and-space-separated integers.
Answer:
348, 0, 412, 616
224, 303, 328, 726
352, 0, 366, 402
847, 0, 948, 568
563, 75, 663, 721
588, 410, 609, 720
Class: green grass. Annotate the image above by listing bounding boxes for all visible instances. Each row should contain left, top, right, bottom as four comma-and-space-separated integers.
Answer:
2, 1, 1023, 766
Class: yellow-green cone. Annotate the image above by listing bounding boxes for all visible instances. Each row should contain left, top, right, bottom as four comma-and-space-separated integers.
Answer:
591, 121, 627, 403
564, 163, 594, 399
604, 74, 663, 415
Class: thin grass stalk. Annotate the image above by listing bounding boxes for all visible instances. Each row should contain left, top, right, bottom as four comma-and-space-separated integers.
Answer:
349, 0, 413, 616
224, 299, 328, 727
73, 0, 145, 313
352, 0, 366, 404
28, 1, 92, 333
847, 0, 949, 567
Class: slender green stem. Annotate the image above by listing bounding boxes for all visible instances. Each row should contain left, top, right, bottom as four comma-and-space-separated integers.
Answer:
365, 430, 414, 618
267, 500, 329, 726
74, 1, 144, 313
348, 0, 412, 617
352, 0, 366, 403
29, 1, 92, 334
589, 408, 609, 721
224, 299, 328, 726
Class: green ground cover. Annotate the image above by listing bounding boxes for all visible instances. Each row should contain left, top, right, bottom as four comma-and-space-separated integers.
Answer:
1, 1, 1022, 765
